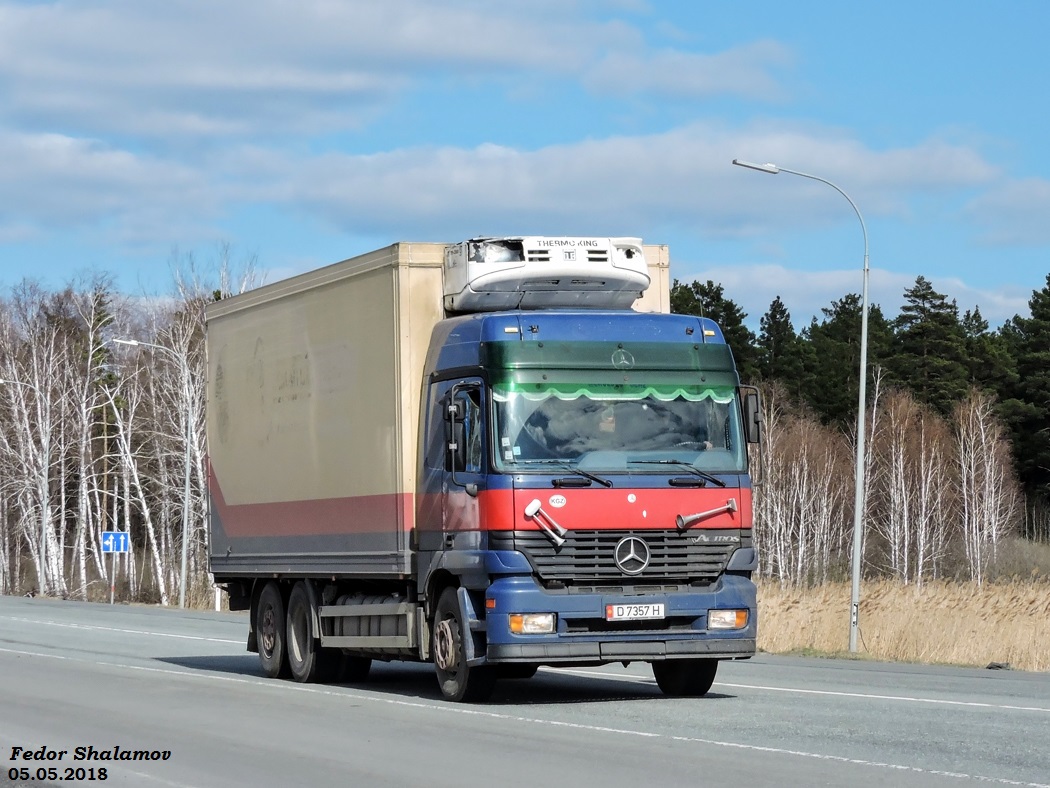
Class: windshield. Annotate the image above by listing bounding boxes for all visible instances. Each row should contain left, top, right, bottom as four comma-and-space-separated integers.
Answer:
492, 381, 746, 474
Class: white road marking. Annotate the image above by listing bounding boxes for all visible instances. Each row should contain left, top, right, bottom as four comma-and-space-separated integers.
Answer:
0, 615, 242, 645
550, 667, 1050, 714
0, 646, 1046, 788
6, 614, 1045, 715
6, 613, 1046, 714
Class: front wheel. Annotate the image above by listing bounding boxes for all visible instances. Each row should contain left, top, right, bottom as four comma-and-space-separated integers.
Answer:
652, 659, 718, 697
432, 588, 496, 702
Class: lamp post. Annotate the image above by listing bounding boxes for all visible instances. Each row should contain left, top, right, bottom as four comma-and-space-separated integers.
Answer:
732, 159, 870, 653
0, 377, 49, 596
112, 338, 194, 609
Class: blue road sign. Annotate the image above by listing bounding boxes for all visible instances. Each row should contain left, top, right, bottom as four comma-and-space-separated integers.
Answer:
101, 531, 130, 553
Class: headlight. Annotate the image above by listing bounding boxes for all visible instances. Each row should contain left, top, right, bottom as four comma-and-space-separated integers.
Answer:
509, 613, 557, 634
708, 609, 748, 630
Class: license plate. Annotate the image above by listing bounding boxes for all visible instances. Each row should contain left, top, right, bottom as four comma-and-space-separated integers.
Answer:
605, 603, 665, 621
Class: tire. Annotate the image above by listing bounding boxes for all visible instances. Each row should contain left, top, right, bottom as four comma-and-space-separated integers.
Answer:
652, 659, 718, 697
432, 588, 496, 702
498, 664, 539, 680
257, 582, 289, 679
286, 581, 341, 683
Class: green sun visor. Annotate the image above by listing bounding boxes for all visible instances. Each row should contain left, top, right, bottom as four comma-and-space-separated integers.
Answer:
493, 381, 736, 404
482, 340, 739, 392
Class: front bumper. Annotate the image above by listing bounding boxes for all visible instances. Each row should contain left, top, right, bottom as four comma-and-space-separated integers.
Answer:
488, 637, 756, 662
483, 573, 757, 665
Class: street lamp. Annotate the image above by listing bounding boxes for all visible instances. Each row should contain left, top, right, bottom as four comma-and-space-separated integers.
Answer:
112, 338, 194, 609
0, 377, 49, 596
732, 158, 870, 654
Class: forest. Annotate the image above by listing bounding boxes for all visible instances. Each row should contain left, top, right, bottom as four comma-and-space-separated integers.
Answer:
0, 260, 1048, 604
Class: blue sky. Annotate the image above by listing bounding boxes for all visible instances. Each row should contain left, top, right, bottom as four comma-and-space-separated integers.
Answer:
0, 0, 1047, 329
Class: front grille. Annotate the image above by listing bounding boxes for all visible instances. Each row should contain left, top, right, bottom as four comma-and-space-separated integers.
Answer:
489, 529, 737, 585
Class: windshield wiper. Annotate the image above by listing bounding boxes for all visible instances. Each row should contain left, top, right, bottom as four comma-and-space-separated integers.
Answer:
555, 464, 613, 488
628, 460, 726, 488
521, 460, 613, 488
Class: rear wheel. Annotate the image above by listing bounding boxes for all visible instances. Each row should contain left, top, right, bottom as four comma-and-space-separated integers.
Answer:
432, 588, 496, 702
652, 659, 718, 697
257, 582, 288, 679
286, 582, 341, 683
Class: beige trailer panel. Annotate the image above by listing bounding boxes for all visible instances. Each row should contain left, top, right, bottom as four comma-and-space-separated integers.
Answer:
212, 264, 387, 504
208, 243, 443, 582
636, 244, 670, 314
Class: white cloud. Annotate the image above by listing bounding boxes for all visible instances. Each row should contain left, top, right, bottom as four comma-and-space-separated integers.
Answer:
0, 130, 216, 242
583, 40, 794, 100
965, 178, 1050, 246
0, 113, 1008, 278
0, 1, 790, 140
222, 122, 998, 241
0, 3, 474, 137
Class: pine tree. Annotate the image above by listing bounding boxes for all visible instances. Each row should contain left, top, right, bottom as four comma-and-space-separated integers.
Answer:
890, 276, 969, 416
670, 279, 759, 383
757, 296, 804, 394
961, 306, 1016, 395
998, 275, 1050, 507
799, 293, 893, 425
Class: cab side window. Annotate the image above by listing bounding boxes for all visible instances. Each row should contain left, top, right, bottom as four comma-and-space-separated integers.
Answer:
463, 389, 482, 473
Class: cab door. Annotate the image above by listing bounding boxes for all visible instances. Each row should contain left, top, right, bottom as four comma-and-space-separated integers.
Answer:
443, 380, 486, 535
416, 377, 487, 551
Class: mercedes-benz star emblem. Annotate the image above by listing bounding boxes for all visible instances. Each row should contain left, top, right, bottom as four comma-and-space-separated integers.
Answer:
611, 349, 635, 370
614, 536, 651, 575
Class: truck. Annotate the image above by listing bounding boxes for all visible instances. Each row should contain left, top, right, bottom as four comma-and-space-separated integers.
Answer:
207, 236, 762, 702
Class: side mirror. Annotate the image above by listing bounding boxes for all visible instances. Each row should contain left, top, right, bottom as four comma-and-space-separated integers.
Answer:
742, 387, 763, 445
445, 386, 478, 497
446, 395, 466, 471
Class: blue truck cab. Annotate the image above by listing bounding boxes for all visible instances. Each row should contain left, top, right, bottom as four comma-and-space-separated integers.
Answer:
416, 305, 761, 701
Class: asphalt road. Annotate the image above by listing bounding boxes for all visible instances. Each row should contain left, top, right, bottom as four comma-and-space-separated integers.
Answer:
0, 596, 1047, 788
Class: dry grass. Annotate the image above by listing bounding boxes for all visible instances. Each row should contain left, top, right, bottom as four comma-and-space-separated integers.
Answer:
757, 578, 1050, 672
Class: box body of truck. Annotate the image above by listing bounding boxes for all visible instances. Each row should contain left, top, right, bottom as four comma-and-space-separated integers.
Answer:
207, 238, 758, 702
208, 243, 443, 578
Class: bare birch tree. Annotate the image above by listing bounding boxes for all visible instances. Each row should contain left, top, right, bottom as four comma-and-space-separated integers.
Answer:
870, 389, 953, 586
954, 388, 1021, 583
753, 383, 852, 587
0, 284, 70, 596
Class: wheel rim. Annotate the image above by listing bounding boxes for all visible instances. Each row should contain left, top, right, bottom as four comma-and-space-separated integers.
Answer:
434, 617, 459, 673
260, 606, 276, 657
